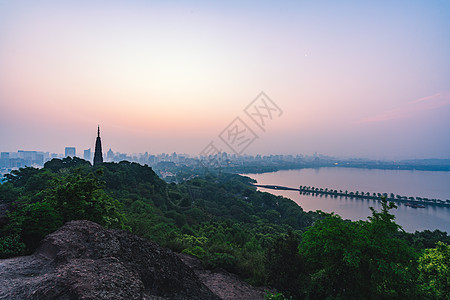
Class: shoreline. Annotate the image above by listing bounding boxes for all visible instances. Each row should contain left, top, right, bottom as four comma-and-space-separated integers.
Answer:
252, 183, 450, 208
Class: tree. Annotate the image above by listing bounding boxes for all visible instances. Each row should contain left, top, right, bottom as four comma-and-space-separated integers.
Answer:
364, 200, 419, 298
4, 167, 41, 187
299, 200, 419, 299
418, 241, 450, 299
43, 156, 91, 173
45, 173, 127, 228
7, 171, 128, 252
300, 213, 366, 299
15, 200, 62, 250
0, 182, 20, 203
266, 232, 305, 299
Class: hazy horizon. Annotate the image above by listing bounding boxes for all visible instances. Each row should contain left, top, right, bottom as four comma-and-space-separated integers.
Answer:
1, 1, 449, 160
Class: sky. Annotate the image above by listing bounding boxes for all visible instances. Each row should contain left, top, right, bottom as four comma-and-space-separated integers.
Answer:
0, 0, 449, 159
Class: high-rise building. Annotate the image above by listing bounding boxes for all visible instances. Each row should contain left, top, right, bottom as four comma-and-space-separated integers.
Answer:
93, 126, 103, 166
84, 148, 91, 161
106, 148, 114, 162
0, 152, 9, 168
65, 147, 76, 158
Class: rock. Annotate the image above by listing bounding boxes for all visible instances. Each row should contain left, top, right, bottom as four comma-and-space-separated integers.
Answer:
31, 257, 144, 299
178, 253, 266, 300
0, 220, 220, 300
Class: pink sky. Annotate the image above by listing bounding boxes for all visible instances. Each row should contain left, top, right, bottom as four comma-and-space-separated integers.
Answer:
1, 0, 449, 159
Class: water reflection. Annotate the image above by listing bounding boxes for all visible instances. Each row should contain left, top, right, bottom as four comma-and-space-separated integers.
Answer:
245, 168, 450, 233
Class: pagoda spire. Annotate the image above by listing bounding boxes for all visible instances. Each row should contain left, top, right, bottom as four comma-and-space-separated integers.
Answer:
93, 125, 103, 166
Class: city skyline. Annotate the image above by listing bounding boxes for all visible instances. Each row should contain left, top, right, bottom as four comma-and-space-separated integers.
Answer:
1, 1, 449, 159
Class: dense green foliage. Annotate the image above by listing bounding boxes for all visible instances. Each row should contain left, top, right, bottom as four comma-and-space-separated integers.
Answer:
418, 241, 450, 299
1, 157, 449, 299
0, 163, 128, 253
299, 202, 418, 299
266, 231, 305, 298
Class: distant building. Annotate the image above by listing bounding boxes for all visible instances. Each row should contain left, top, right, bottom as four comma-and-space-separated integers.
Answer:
43, 152, 50, 163
65, 147, 76, 158
84, 148, 91, 161
148, 154, 156, 165
93, 126, 103, 166
0, 152, 9, 168
107, 148, 114, 162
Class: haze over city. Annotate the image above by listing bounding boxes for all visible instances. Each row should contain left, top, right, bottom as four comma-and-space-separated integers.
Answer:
1, 0, 449, 159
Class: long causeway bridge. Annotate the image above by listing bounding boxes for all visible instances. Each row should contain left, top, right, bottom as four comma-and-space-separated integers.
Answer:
252, 184, 450, 208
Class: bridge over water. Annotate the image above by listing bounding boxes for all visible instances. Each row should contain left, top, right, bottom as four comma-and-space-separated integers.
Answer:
251, 184, 450, 208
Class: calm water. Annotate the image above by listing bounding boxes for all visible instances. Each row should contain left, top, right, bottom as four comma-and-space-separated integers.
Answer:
244, 168, 450, 233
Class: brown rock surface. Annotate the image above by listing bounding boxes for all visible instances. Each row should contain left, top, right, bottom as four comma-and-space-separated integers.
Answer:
0, 220, 265, 300
177, 253, 266, 300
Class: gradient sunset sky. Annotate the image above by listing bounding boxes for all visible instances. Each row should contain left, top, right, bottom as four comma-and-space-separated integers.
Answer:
1, 0, 449, 159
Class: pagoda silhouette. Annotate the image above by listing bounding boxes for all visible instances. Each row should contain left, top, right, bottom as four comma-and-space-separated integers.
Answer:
93, 125, 103, 166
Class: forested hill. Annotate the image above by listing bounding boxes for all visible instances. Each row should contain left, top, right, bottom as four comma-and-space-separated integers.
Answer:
0, 158, 317, 280
1, 157, 450, 299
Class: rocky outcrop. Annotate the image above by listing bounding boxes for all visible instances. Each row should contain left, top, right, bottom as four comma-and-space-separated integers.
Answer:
177, 253, 266, 300
0, 220, 223, 299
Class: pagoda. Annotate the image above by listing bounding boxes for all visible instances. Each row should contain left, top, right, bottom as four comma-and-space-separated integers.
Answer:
93, 125, 103, 166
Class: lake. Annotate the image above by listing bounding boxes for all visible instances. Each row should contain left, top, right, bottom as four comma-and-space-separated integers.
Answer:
244, 168, 450, 233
